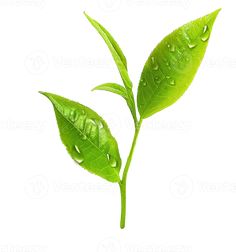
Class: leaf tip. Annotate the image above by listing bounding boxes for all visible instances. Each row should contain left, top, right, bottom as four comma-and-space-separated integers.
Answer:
38, 91, 51, 100
38, 91, 46, 96
212, 8, 221, 17
208, 8, 221, 21
83, 11, 91, 21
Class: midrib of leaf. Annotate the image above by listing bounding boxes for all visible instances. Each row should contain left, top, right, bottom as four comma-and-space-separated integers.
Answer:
139, 65, 166, 117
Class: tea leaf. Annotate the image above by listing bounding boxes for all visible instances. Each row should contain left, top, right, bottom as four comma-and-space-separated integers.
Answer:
84, 12, 137, 124
137, 9, 220, 118
84, 12, 132, 89
92, 83, 127, 99
40, 92, 121, 182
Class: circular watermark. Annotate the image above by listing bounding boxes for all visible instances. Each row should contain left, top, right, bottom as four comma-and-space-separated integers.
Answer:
25, 51, 49, 74
170, 175, 193, 199
25, 175, 49, 199
97, 237, 121, 252
97, 0, 122, 12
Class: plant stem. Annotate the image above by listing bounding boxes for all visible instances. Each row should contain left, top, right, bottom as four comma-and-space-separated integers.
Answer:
119, 118, 143, 229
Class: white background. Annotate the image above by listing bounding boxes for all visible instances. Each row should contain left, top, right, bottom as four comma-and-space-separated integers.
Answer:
0, 0, 235, 251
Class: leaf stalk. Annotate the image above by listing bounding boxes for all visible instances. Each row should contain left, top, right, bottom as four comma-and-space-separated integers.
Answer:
119, 118, 143, 228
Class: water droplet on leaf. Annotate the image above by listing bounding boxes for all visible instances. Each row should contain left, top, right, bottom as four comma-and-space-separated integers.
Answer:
154, 77, 161, 84
140, 78, 147, 85
74, 145, 84, 164
75, 145, 81, 153
167, 43, 175, 52
153, 65, 159, 71
169, 79, 175, 85
110, 159, 117, 168
74, 156, 84, 164
203, 24, 208, 33
106, 154, 117, 168
201, 24, 210, 42
188, 43, 197, 49
97, 120, 104, 129
69, 110, 78, 122
82, 134, 87, 140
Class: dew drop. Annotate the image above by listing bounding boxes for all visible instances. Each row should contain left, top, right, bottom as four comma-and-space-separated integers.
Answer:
82, 134, 87, 140
140, 79, 147, 86
97, 120, 104, 129
141, 78, 147, 86
169, 79, 175, 85
203, 24, 208, 33
188, 43, 197, 49
170, 45, 175, 52
201, 24, 210, 42
201, 34, 209, 42
91, 119, 96, 125
110, 158, 117, 168
153, 65, 159, 71
167, 43, 175, 52
75, 145, 81, 153
154, 77, 161, 84
106, 154, 117, 168
69, 110, 78, 122
164, 58, 170, 67
151, 56, 155, 64
74, 145, 84, 164
166, 75, 170, 79
74, 156, 84, 164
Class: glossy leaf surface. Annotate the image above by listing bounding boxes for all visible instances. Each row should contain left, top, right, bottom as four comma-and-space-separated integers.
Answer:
92, 83, 127, 99
84, 12, 132, 89
40, 92, 121, 182
137, 9, 220, 118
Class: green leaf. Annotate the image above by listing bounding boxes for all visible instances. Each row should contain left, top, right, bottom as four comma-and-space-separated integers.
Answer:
137, 9, 220, 118
84, 12, 138, 125
92, 83, 128, 99
84, 12, 132, 89
93, 83, 137, 124
92, 82, 137, 124
40, 92, 121, 183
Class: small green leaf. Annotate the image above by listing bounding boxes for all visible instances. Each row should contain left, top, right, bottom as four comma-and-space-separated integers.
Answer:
84, 12, 132, 89
137, 9, 220, 118
40, 92, 121, 182
92, 83, 137, 124
92, 83, 128, 99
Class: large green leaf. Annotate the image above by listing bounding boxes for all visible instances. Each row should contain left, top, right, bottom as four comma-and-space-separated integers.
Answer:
137, 9, 220, 118
40, 92, 121, 182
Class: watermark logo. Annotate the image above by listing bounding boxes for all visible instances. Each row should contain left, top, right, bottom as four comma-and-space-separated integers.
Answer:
170, 175, 193, 199
97, 237, 121, 252
25, 175, 49, 199
98, 0, 122, 12
25, 51, 49, 74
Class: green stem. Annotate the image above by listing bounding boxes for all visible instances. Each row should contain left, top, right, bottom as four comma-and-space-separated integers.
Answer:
119, 118, 143, 229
